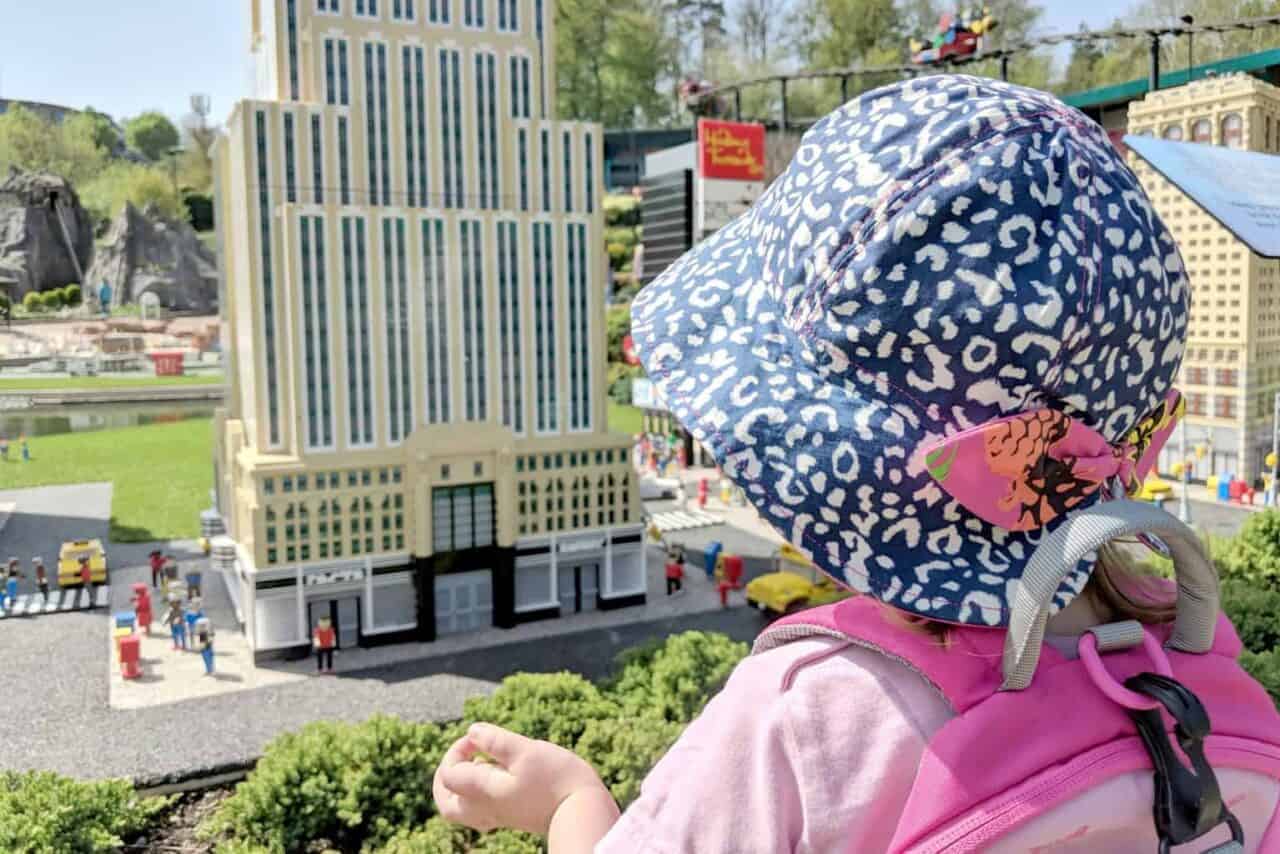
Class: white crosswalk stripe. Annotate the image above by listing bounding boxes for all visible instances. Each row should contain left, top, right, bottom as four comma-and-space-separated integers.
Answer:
649, 509, 721, 533
0, 586, 111, 620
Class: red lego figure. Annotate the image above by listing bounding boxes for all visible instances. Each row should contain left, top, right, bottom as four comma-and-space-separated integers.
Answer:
717, 577, 732, 608
722, 554, 744, 589
148, 550, 164, 588
131, 583, 153, 635
665, 552, 685, 596
79, 557, 94, 608
697, 477, 709, 508
313, 616, 337, 674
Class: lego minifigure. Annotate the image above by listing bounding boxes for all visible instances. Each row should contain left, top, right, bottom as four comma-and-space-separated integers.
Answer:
313, 615, 336, 674
0, 435, 8, 460
165, 596, 187, 650
194, 617, 215, 675
19, 435, 29, 462
131, 583, 152, 634
665, 550, 685, 596
185, 571, 202, 599
32, 557, 48, 603
183, 597, 203, 646
3, 558, 20, 610
79, 556, 93, 607
148, 550, 164, 588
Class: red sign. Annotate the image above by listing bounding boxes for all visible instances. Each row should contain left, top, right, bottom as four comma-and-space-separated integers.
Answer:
622, 334, 641, 366
697, 119, 766, 182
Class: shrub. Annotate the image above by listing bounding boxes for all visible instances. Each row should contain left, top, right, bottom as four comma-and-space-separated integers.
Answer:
1240, 648, 1280, 708
461, 672, 620, 749
574, 716, 683, 808
40, 290, 63, 311
201, 715, 450, 852
606, 304, 632, 363
81, 161, 189, 225
378, 818, 473, 853
1220, 511, 1280, 586
0, 771, 167, 853
605, 631, 748, 724
607, 242, 631, 271
22, 291, 42, 313
61, 284, 82, 307
607, 362, 642, 406
1221, 578, 1280, 654
603, 194, 640, 228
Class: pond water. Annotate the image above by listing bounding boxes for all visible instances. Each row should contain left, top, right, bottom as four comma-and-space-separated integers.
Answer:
0, 400, 216, 439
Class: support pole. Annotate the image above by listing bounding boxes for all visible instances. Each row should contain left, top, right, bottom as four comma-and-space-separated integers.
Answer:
1149, 34, 1161, 92
734, 88, 742, 121
999, 54, 1009, 82
840, 74, 849, 104
780, 78, 789, 132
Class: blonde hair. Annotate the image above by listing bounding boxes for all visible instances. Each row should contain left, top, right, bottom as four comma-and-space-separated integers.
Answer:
884, 542, 1177, 644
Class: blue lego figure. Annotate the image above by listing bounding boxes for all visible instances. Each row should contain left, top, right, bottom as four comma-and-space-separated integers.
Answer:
194, 617, 215, 675
184, 598, 204, 649
704, 541, 723, 580
2, 557, 18, 610
165, 597, 187, 650
98, 281, 112, 317
19, 435, 29, 462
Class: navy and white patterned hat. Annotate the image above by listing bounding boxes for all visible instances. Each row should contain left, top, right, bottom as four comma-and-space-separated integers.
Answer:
632, 75, 1189, 627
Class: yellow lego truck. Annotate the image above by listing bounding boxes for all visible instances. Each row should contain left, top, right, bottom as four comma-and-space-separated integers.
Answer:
58, 539, 108, 586
745, 542, 852, 616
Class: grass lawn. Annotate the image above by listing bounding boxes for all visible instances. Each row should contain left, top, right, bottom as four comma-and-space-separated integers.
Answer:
608, 401, 644, 435
0, 419, 212, 542
0, 374, 224, 391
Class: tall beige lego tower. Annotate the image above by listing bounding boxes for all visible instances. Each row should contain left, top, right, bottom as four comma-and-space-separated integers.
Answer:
1127, 73, 1280, 483
213, 0, 643, 658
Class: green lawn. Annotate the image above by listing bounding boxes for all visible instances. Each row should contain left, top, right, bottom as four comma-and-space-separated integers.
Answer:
608, 401, 644, 434
0, 374, 224, 391
0, 419, 213, 542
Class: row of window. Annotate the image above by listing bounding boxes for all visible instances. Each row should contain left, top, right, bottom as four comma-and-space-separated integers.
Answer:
1182, 367, 1240, 387
262, 467, 405, 495
314, 39, 587, 211
256, 111, 283, 448
515, 474, 633, 536
1152, 113, 1245, 148
263, 493, 406, 565
300, 215, 335, 449
312, 0, 528, 31
514, 449, 626, 472
1184, 393, 1239, 419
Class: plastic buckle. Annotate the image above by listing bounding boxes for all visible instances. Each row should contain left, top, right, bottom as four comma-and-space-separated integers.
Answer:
1124, 673, 1245, 854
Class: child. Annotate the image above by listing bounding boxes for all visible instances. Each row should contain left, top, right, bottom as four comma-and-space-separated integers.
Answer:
433, 77, 1280, 852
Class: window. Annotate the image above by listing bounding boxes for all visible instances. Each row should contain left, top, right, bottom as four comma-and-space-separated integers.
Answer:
338, 117, 352, 203
311, 115, 324, 204
355, 0, 379, 15
1162, 124, 1183, 142
432, 484, 495, 551
286, 0, 300, 100
383, 217, 412, 442
1222, 113, 1243, 149
264, 478, 275, 495
566, 223, 590, 430
534, 0, 545, 115
439, 49, 464, 207
364, 42, 390, 205
403, 45, 428, 207
497, 0, 518, 30
441, 464, 451, 479
1216, 368, 1239, 388
342, 216, 374, 445
318, 0, 340, 11
515, 563, 554, 612
255, 111, 281, 447
1191, 119, 1211, 143
563, 130, 573, 212
1214, 395, 1237, 419
497, 221, 524, 433
584, 132, 594, 213
393, 0, 415, 19
430, 0, 450, 22
422, 218, 451, 423
460, 219, 487, 421
300, 215, 334, 449
475, 52, 500, 210
533, 222, 557, 432
283, 112, 297, 202
540, 128, 551, 212
464, 0, 484, 27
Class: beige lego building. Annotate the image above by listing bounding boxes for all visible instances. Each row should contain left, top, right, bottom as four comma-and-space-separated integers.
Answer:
1127, 73, 1280, 483
212, 0, 643, 658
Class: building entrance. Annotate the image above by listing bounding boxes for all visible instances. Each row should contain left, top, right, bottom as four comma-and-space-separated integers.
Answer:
307, 597, 362, 648
557, 562, 600, 614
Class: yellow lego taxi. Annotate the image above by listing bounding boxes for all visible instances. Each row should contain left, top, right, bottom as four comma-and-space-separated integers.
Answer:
58, 539, 108, 586
745, 543, 852, 616
1138, 475, 1174, 502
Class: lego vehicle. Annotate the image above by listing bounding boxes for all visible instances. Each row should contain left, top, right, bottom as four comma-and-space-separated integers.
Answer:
745, 543, 852, 616
909, 8, 997, 66
58, 539, 108, 585
1138, 475, 1174, 502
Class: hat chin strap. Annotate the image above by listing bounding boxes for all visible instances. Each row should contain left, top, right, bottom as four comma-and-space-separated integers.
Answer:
1001, 499, 1219, 692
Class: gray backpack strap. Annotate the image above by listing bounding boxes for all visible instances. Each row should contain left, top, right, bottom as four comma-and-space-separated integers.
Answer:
1001, 499, 1220, 691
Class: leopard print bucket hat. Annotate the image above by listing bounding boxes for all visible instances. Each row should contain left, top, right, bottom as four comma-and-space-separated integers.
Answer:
631, 75, 1189, 627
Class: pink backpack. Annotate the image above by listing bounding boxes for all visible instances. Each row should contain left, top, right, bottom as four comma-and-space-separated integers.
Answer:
755, 501, 1280, 853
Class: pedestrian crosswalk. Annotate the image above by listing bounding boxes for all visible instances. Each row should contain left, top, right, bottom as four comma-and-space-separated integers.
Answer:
0, 585, 110, 618
649, 509, 721, 533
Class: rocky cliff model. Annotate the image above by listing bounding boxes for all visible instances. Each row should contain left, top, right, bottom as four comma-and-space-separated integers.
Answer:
0, 168, 94, 298
86, 202, 218, 311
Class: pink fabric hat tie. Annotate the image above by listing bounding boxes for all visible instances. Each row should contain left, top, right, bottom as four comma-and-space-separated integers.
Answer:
921, 391, 1184, 532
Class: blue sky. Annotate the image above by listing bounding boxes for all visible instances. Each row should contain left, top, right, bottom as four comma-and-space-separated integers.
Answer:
0, 1, 1120, 126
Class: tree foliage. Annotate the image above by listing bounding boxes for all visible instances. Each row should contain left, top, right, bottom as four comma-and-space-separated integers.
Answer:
80, 162, 189, 224
0, 771, 167, 853
125, 111, 181, 162
0, 105, 107, 187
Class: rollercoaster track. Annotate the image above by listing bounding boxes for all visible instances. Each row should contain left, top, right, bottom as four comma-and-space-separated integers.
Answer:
702, 13, 1280, 97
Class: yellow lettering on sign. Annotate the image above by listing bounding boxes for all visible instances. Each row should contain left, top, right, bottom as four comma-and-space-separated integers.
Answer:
705, 128, 764, 177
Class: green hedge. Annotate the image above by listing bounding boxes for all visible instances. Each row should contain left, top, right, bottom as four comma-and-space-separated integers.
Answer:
0, 772, 167, 853
203, 631, 749, 853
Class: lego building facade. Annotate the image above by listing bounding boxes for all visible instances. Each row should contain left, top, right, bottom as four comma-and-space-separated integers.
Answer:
1127, 74, 1280, 482
213, 0, 644, 657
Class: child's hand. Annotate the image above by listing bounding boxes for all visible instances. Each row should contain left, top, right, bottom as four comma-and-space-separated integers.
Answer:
433, 722, 609, 835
